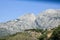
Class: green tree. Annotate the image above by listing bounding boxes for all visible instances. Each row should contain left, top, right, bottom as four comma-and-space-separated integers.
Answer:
49, 25, 60, 40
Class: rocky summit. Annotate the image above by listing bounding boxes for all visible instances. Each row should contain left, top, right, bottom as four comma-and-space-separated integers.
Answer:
36, 9, 60, 29
0, 9, 60, 37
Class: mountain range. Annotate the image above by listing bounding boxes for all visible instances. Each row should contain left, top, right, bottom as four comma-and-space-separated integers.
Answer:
0, 9, 60, 37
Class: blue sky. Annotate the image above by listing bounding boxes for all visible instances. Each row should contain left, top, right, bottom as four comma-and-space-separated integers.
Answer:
0, 0, 60, 22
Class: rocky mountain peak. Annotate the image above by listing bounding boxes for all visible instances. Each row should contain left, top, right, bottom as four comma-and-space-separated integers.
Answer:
36, 9, 60, 30
18, 13, 36, 22
0, 9, 60, 37
45, 9, 57, 14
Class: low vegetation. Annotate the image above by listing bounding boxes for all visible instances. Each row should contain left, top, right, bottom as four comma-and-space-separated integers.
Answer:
38, 25, 60, 40
48, 25, 60, 40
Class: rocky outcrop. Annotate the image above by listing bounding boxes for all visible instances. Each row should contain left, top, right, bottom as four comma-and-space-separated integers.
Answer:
36, 9, 60, 29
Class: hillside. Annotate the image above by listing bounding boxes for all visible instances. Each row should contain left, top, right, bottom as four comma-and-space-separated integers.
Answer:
0, 9, 60, 39
0, 25, 60, 40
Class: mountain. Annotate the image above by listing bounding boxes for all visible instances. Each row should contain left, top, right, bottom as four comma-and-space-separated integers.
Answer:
36, 9, 60, 29
0, 9, 60, 37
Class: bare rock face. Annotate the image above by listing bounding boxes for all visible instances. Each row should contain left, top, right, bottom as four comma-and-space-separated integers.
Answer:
0, 13, 36, 37
36, 9, 60, 29
0, 9, 60, 37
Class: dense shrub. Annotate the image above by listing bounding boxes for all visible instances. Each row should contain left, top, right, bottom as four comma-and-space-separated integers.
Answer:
49, 25, 60, 40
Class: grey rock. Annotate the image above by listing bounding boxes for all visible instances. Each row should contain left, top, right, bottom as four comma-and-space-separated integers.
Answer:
0, 9, 60, 37
36, 9, 60, 29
